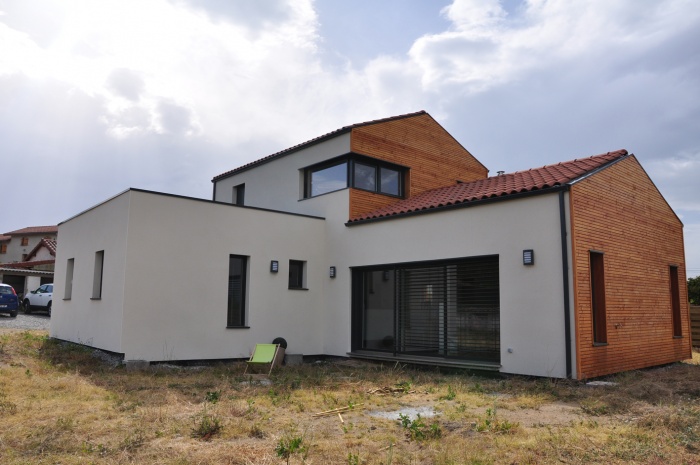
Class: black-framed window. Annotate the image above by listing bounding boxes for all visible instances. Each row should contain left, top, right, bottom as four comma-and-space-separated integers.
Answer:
64, 258, 74, 300
590, 251, 607, 344
227, 255, 248, 327
380, 166, 401, 195
233, 184, 245, 206
670, 266, 682, 337
304, 155, 404, 199
289, 260, 306, 289
308, 161, 348, 197
92, 250, 104, 299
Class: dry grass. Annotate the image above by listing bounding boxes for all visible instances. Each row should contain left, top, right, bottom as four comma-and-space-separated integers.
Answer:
0, 331, 699, 465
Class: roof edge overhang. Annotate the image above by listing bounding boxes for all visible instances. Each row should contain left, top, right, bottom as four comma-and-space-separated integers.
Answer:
211, 111, 428, 182
346, 184, 569, 227
60, 188, 326, 226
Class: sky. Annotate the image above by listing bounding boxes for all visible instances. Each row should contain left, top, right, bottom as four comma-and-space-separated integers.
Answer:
0, 0, 699, 277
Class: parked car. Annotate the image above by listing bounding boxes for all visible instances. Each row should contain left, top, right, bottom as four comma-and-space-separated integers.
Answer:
24, 283, 53, 316
0, 283, 20, 317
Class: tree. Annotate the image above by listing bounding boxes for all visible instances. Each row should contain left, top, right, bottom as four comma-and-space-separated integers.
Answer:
688, 276, 700, 305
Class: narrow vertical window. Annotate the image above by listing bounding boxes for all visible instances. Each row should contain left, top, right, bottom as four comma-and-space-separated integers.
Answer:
227, 255, 247, 327
21, 237, 29, 246
590, 251, 607, 344
92, 251, 104, 299
288, 260, 306, 289
670, 266, 682, 337
234, 184, 245, 206
64, 258, 74, 300
0, 243, 6, 254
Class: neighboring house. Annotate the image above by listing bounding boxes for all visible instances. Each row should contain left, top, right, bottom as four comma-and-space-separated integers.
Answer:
50, 111, 691, 379
0, 226, 57, 298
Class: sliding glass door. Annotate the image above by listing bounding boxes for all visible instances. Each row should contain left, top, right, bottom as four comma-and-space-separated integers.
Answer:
352, 256, 500, 363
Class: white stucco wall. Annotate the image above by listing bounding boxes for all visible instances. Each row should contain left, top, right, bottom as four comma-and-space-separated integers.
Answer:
213, 133, 351, 217
51, 192, 130, 352
114, 190, 326, 361
52, 179, 576, 377
317, 192, 572, 378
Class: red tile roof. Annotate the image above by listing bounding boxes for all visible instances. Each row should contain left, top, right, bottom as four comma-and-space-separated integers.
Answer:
212, 111, 428, 182
4, 225, 58, 236
348, 150, 629, 224
25, 238, 57, 260
0, 260, 55, 269
0, 235, 10, 242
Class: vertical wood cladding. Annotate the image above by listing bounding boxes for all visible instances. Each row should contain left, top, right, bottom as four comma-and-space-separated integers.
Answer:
349, 114, 488, 217
570, 156, 691, 379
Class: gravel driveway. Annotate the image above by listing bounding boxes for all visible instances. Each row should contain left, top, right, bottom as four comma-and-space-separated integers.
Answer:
0, 312, 51, 332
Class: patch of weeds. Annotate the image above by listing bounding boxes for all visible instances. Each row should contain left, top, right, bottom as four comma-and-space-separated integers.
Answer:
398, 414, 442, 441
55, 416, 75, 431
475, 407, 517, 434
470, 382, 486, 394
275, 433, 309, 465
441, 385, 456, 401
205, 390, 221, 403
395, 380, 412, 393
119, 429, 146, 452
0, 399, 17, 415
640, 406, 700, 452
268, 388, 291, 406
191, 409, 222, 441
249, 423, 266, 439
580, 399, 609, 416
347, 451, 360, 465
82, 441, 110, 457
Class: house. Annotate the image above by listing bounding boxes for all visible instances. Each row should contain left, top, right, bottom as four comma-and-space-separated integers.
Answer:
0, 226, 57, 298
50, 111, 691, 379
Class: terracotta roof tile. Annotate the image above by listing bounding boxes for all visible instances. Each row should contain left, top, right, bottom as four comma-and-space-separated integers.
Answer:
212, 111, 427, 181
1, 260, 55, 269
25, 238, 57, 260
4, 225, 58, 236
349, 150, 628, 223
0, 235, 10, 242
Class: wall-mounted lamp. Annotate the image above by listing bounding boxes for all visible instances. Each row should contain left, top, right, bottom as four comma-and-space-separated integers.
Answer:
270, 260, 279, 273
329, 266, 336, 278
523, 249, 534, 266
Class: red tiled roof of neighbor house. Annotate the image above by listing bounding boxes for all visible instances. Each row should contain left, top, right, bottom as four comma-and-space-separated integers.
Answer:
26, 238, 57, 260
0, 235, 10, 242
4, 225, 58, 236
0, 260, 55, 269
212, 111, 428, 181
348, 150, 629, 224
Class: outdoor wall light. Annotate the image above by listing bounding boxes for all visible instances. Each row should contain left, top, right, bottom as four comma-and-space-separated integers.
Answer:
523, 249, 534, 266
329, 266, 336, 278
270, 260, 279, 273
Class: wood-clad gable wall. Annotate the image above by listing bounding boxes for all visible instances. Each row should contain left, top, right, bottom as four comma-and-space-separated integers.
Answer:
570, 156, 691, 379
348, 114, 488, 219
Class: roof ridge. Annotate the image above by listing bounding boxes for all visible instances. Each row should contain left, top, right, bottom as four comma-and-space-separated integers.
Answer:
212, 111, 427, 181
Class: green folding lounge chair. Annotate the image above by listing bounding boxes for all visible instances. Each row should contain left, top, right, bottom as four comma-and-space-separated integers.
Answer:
244, 343, 285, 375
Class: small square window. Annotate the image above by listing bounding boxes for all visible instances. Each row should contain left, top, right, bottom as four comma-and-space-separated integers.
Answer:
21, 237, 29, 246
289, 260, 306, 289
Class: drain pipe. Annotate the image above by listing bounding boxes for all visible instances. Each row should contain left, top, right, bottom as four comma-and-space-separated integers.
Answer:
559, 189, 573, 378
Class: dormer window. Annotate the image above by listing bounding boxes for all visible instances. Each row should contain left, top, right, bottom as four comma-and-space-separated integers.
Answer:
304, 155, 404, 199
